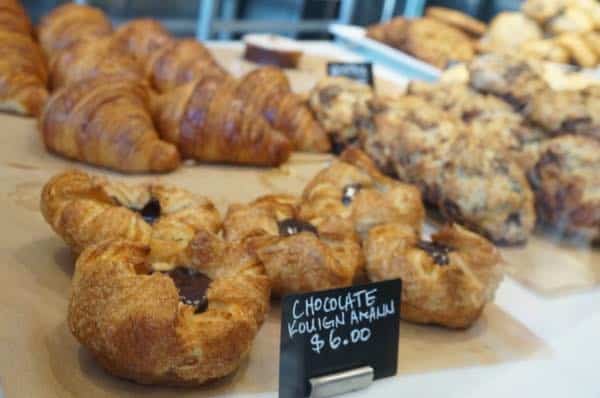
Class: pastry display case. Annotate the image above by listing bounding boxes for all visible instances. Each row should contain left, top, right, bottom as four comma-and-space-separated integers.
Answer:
0, 1, 598, 398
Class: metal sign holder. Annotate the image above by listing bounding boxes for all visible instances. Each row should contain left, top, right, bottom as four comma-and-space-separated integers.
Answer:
308, 366, 374, 398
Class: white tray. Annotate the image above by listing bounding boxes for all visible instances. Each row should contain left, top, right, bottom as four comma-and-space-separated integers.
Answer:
329, 24, 441, 82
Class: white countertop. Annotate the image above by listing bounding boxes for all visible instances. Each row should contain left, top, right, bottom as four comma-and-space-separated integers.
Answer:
207, 40, 600, 398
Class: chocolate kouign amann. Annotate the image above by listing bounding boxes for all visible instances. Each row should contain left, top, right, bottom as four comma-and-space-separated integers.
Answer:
300, 148, 424, 239
223, 194, 363, 296
365, 223, 503, 329
528, 135, 600, 241
41, 170, 221, 264
69, 232, 270, 385
308, 76, 374, 151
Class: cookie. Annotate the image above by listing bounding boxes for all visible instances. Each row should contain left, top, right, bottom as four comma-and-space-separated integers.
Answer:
522, 0, 565, 24
425, 6, 487, 37
366, 16, 410, 49
520, 38, 570, 64
556, 32, 598, 67
365, 223, 503, 329
528, 135, 600, 241
548, 7, 594, 35
479, 12, 543, 54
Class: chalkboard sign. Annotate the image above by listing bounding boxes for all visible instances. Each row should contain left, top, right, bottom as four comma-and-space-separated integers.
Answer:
279, 279, 401, 398
327, 62, 374, 86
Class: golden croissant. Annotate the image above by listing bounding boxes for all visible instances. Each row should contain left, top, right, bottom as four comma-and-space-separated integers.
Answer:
236, 67, 331, 152
146, 39, 227, 92
49, 36, 144, 89
38, 3, 113, 57
0, 30, 48, 116
153, 75, 292, 166
112, 18, 174, 65
0, 0, 32, 35
39, 78, 180, 173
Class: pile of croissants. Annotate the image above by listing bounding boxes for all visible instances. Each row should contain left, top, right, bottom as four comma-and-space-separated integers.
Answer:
1, 2, 331, 173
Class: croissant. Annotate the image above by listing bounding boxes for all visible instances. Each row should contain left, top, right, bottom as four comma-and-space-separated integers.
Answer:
38, 3, 113, 57
0, 30, 48, 116
146, 39, 227, 92
0, 0, 32, 36
236, 67, 331, 152
112, 19, 174, 65
152, 75, 292, 166
49, 36, 144, 89
39, 78, 180, 173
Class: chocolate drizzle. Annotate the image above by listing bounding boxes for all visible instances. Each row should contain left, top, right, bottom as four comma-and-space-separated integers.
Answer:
135, 198, 161, 225
341, 183, 362, 206
417, 240, 454, 266
278, 218, 318, 237
165, 267, 212, 313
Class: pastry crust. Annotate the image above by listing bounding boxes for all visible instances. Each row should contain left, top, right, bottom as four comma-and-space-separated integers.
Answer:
365, 223, 503, 329
112, 18, 174, 64
300, 148, 424, 239
528, 135, 600, 241
308, 76, 374, 151
223, 194, 363, 296
41, 170, 221, 264
69, 233, 270, 385
425, 6, 487, 37
0, 0, 32, 36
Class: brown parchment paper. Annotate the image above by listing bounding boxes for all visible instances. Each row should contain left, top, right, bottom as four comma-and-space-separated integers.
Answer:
0, 112, 548, 398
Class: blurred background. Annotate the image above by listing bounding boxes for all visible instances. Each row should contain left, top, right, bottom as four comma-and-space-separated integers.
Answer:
24, 0, 521, 38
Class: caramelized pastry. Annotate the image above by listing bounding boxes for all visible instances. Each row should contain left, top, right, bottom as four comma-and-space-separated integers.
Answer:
152, 75, 292, 166
425, 6, 486, 37
40, 78, 180, 173
365, 223, 503, 328
300, 148, 424, 239
223, 195, 363, 296
38, 3, 113, 58
69, 234, 270, 385
528, 135, 600, 241
0, 30, 48, 116
49, 36, 144, 89
235, 67, 331, 152
41, 169, 221, 262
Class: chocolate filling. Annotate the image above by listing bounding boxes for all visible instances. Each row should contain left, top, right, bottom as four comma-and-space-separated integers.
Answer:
341, 183, 362, 206
137, 198, 161, 225
165, 267, 212, 313
417, 240, 454, 266
278, 218, 318, 237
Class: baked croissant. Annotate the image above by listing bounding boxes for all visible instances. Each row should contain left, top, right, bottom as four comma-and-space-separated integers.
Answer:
0, 30, 48, 116
49, 36, 144, 89
38, 3, 113, 58
0, 0, 32, 36
236, 67, 331, 152
152, 75, 292, 166
112, 19, 174, 65
39, 78, 180, 173
146, 39, 227, 92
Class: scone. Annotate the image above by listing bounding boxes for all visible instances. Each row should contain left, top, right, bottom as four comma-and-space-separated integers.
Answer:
365, 223, 503, 329
308, 76, 374, 151
364, 96, 536, 245
528, 135, 600, 241
299, 148, 425, 239
223, 194, 363, 296
69, 232, 270, 385
41, 170, 221, 264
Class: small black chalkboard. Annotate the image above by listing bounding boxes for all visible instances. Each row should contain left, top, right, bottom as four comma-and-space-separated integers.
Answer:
278, 279, 401, 398
327, 62, 374, 86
